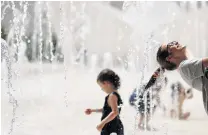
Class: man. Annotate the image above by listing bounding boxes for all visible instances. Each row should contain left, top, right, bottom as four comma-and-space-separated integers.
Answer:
156, 41, 208, 114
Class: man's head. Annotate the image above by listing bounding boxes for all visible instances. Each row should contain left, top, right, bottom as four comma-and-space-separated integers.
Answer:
156, 41, 187, 70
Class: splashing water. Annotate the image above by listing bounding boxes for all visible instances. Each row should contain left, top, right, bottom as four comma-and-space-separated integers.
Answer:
1, 1, 208, 135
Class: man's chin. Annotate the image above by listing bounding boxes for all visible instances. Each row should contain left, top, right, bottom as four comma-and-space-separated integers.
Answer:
181, 46, 187, 52
182, 46, 186, 50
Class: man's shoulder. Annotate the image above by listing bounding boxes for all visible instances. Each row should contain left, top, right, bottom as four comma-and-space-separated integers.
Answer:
178, 58, 203, 79
179, 59, 202, 69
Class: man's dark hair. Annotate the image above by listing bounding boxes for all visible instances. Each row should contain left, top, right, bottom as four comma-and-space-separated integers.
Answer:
156, 46, 177, 70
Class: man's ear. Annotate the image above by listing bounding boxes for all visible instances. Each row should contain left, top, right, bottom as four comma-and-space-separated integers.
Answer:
166, 56, 172, 62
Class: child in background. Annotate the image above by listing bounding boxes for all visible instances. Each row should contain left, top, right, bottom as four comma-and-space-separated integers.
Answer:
129, 69, 167, 131
170, 81, 193, 120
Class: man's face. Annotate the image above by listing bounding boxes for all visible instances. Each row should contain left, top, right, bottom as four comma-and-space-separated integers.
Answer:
161, 41, 186, 63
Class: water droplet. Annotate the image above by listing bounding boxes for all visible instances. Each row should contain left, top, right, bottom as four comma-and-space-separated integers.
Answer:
110, 133, 117, 135
172, 24, 175, 28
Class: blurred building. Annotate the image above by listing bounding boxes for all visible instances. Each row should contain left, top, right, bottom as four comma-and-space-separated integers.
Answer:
1, 1, 208, 70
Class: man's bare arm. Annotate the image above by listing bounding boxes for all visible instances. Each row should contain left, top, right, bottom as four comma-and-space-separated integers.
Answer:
202, 58, 208, 68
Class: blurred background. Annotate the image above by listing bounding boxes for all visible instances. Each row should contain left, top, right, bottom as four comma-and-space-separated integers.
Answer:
1, 1, 208, 135
1, 1, 208, 71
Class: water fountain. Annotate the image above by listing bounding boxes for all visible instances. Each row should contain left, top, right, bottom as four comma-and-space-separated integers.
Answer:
1, 1, 208, 135
103, 52, 113, 69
